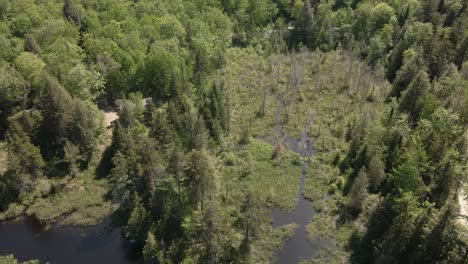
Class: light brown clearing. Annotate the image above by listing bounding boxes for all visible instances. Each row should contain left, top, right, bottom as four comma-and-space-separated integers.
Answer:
458, 187, 468, 227
0, 150, 7, 175
104, 111, 118, 128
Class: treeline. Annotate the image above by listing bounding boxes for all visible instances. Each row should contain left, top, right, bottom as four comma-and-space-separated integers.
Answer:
330, 1, 468, 263
0, 0, 252, 262
0, 0, 467, 263
341, 58, 468, 263
102, 94, 258, 263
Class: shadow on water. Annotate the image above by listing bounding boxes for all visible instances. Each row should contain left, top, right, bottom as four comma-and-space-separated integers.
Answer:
272, 99, 327, 263
0, 216, 140, 264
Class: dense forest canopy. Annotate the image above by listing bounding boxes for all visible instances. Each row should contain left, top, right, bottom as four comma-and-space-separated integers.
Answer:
0, 0, 467, 263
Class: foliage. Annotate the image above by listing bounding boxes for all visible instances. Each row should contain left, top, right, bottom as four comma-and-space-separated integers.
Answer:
0, 255, 39, 264
0, 0, 467, 263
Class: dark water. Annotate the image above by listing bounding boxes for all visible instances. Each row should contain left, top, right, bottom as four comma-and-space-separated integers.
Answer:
272, 99, 326, 263
272, 161, 322, 263
0, 216, 140, 264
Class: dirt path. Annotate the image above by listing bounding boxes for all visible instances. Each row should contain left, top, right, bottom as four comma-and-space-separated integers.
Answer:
97, 111, 118, 152
104, 111, 118, 128
459, 187, 468, 227
0, 150, 7, 175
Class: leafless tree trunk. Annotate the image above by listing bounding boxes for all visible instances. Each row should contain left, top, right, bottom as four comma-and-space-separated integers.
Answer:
345, 51, 353, 91
259, 76, 267, 117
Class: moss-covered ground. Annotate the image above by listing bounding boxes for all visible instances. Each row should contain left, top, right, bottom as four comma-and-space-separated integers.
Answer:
0, 114, 113, 227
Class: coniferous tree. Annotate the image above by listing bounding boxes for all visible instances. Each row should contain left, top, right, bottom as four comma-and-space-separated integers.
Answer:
0, 66, 28, 140
6, 121, 45, 193
296, 0, 315, 49
185, 149, 215, 210
124, 194, 150, 244
367, 155, 386, 192
390, 52, 424, 98
349, 168, 369, 216
170, 149, 185, 202
398, 70, 430, 123
143, 231, 161, 264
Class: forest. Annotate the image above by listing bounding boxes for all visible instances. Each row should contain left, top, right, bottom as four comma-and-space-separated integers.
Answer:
0, 0, 467, 263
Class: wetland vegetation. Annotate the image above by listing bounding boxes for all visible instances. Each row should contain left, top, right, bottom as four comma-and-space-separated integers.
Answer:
0, 0, 467, 263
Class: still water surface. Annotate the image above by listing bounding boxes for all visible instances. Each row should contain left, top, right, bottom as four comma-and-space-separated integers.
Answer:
272, 100, 326, 263
0, 216, 139, 264
0, 100, 323, 264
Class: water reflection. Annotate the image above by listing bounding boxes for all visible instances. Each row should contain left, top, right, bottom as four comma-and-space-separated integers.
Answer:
0, 216, 140, 264
272, 101, 326, 263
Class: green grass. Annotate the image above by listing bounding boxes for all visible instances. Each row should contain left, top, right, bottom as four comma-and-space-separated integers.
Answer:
303, 152, 342, 210
25, 170, 112, 227
0, 126, 114, 227
221, 49, 391, 263
218, 138, 302, 262
221, 138, 302, 212
250, 223, 298, 264
307, 213, 336, 239
0, 203, 25, 222
225, 49, 389, 147
299, 244, 350, 264
0, 255, 39, 264
305, 195, 354, 264
2, 131, 115, 227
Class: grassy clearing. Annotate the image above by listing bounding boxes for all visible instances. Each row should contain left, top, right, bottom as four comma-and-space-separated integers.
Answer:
299, 244, 350, 264
224, 49, 390, 144
250, 223, 297, 264
0, 155, 113, 225
305, 193, 383, 264
218, 138, 301, 262
25, 169, 112, 227
224, 49, 388, 207
303, 152, 342, 211
222, 48, 278, 141
222, 49, 390, 263
0, 203, 25, 221
308, 213, 357, 247
0, 255, 39, 264
221, 138, 302, 212
305, 195, 354, 264
0, 122, 115, 226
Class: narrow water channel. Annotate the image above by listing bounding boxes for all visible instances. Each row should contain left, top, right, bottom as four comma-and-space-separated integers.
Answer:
272, 99, 325, 263
0, 216, 139, 264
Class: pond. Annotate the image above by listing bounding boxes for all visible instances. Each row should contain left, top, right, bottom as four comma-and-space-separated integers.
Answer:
272, 100, 327, 263
272, 161, 326, 263
0, 216, 140, 264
